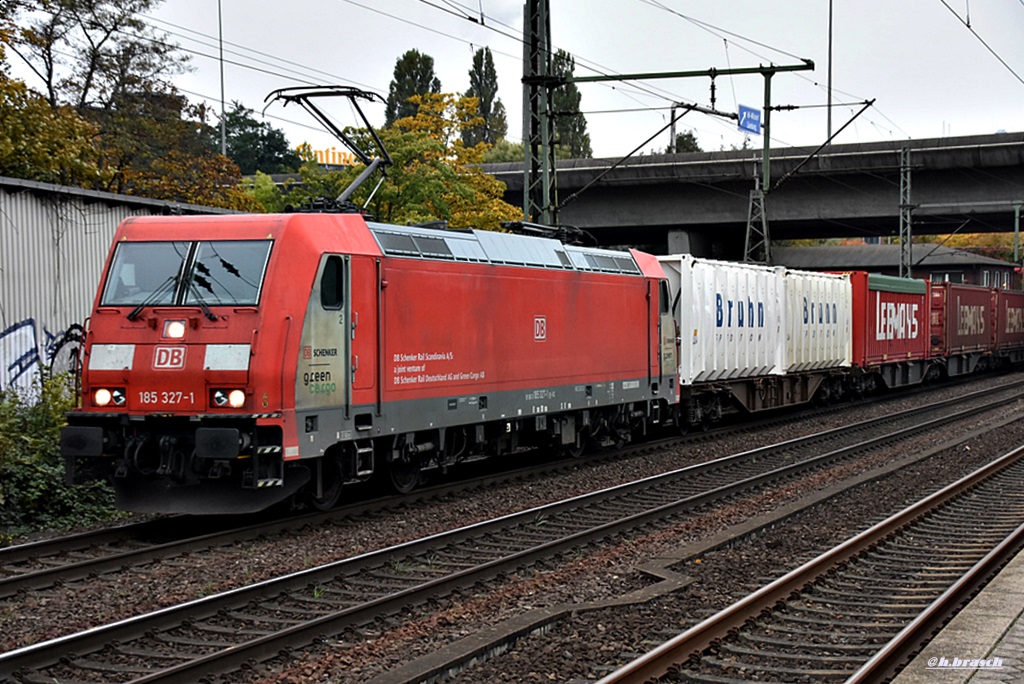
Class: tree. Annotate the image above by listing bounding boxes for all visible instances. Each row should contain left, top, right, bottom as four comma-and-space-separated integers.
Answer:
551, 49, 592, 158
672, 130, 702, 153
1, 1, 261, 210
286, 94, 521, 231
217, 102, 301, 175
462, 47, 507, 146
483, 138, 573, 164
385, 49, 441, 127
3, 1, 209, 192
0, 71, 106, 186
484, 139, 524, 163
91, 90, 218, 194
4, 0, 190, 112
246, 171, 288, 213
123, 150, 262, 211
918, 232, 1016, 262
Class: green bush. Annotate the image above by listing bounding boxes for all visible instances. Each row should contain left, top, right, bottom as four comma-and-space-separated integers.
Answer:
0, 373, 122, 542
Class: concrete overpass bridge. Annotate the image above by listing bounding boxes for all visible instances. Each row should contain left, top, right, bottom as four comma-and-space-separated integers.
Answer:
484, 132, 1024, 260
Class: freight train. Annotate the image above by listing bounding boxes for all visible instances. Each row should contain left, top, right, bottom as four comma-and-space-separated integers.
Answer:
59, 212, 1024, 514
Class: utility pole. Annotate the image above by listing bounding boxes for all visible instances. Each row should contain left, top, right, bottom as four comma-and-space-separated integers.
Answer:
827, 0, 833, 142
527, 63, 812, 237
218, 0, 226, 156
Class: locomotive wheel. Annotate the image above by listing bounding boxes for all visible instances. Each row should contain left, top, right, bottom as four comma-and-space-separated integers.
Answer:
562, 427, 589, 458
389, 457, 422, 494
309, 455, 343, 511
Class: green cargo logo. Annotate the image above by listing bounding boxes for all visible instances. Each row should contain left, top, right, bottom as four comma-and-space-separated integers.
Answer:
303, 370, 337, 396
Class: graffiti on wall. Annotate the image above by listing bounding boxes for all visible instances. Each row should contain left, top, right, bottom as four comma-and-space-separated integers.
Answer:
0, 319, 83, 393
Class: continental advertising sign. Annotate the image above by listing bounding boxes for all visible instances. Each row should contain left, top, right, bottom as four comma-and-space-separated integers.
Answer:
301, 146, 358, 167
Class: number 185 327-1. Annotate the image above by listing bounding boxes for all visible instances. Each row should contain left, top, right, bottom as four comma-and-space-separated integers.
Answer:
139, 390, 195, 405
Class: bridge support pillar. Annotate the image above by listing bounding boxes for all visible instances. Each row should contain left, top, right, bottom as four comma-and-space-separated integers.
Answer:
668, 229, 714, 257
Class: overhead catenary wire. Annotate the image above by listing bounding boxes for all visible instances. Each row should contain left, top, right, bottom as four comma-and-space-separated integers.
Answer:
406, 0, 701, 111
937, 0, 1024, 87
636, 0, 914, 142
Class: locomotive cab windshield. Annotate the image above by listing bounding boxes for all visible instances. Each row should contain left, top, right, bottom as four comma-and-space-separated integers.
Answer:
102, 239, 272, 312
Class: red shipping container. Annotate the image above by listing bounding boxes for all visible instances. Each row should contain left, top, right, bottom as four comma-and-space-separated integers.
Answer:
930, 282, 994, 356
994, 289, 1024, 350
849, 271, 929, 367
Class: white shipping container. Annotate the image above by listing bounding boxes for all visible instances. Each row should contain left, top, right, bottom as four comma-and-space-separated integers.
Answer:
659, 255, 784, 385
782, 269, 852, 372
659, 255, 853, 387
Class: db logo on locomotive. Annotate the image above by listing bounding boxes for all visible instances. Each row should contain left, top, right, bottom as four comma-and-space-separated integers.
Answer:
534, 316, 547, 341
153, 346, 186, 369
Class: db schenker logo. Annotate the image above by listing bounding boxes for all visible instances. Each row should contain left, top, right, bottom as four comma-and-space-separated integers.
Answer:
153, 346, 186, 369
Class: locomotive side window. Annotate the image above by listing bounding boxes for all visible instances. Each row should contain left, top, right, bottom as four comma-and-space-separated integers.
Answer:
102, 241, 190, 306
187, 240, 272, 306
320, 256, 345, 310
659, 281, 670, 315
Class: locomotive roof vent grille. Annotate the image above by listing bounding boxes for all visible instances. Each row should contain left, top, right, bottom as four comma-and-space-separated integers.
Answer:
367, 222, 640, 276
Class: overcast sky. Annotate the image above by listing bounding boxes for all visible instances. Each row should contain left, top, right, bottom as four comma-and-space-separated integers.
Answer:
141, 0, 1023, 159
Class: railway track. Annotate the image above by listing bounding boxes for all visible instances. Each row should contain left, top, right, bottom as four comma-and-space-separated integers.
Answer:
2, 382, 1021, 683
5, 375, 1004, 600
597, 445, 1024, 683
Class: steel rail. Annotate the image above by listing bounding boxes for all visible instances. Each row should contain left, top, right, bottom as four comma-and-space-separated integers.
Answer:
0, 446, 640, 598
4, 376, 1017, 600
594, 444, 1024, 684
3, 389, 1020, 682
846, 520, 1024, 683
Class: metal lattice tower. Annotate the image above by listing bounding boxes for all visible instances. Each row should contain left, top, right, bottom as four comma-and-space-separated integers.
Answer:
744, 183, 770, 264
899, 146, 913, 277
522, 0, 556, 224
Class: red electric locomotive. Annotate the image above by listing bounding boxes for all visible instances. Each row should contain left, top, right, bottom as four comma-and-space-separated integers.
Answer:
60, 213, 679, 513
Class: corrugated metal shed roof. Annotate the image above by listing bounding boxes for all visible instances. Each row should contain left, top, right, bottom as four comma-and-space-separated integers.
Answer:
0, 176, 238, 215
773, 244, 1013, 270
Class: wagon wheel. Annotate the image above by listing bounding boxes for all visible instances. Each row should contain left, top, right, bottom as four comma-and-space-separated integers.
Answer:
676, 405, 690, 436
308, 453, 343, 511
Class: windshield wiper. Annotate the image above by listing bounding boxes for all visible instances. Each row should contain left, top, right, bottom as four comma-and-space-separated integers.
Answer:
127, 275, 178, 321
187, 279, 219, 322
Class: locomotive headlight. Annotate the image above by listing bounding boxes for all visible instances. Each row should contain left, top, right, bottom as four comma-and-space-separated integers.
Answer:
212, 389, 246, 409
163, 319, 187, 339
94, 388, 126, 407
